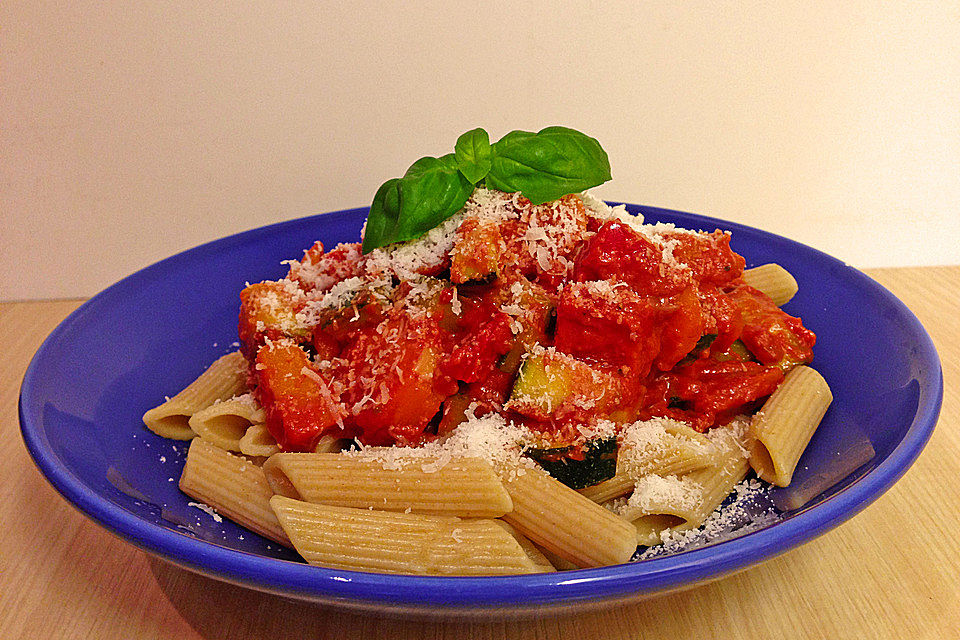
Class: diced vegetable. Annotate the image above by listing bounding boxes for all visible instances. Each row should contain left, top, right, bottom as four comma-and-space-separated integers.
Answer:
726, 284, 816, 370
254, 340, 344, 451
643, 357, 784, 431
341, 310, 451, 446
525, 437, 617, 490
552, 282, 670, 378
238, 281, 309, 358
508, 349, 625, 422
450, 217, 503, 283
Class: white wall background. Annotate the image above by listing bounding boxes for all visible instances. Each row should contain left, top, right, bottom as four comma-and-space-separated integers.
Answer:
3, 2, 959, 301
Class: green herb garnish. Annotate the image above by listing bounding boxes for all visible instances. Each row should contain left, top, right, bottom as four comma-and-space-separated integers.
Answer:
361, 126, 611, 253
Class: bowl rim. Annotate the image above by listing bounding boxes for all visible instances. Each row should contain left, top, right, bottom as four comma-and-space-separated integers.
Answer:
19, 203, 943, 611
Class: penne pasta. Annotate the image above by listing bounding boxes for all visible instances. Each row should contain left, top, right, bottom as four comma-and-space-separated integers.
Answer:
269, 496, 539, 575
312, 434, 346, 453
238, 423, 280, 457
531, 542, 580, 572
578, 471, 637, 504
741, 263, 799, 306
580, 421, 715, 504
237, 426, 343, 459
500, 466, 637, 568
189, 394, 265, 452
493, 520, 556, 573
678, 432, 752, 530
619, 424, 752, 545
143, 351, 249, 440
262, 453, 513, 517
179, 438, 290, 546
631, 514, 689, 547
616, 476, 705, 546
749, 365, 833, 487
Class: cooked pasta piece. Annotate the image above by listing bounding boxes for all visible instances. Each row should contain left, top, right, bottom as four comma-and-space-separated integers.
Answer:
615, 476, 705, 546
269, 496, 539, 575
179, 438, 290, 546
501, 466, 637, 568
580, 421, 715, 504
674, 435, 752, 528
619, 425, 752, 545
578, 471, 637, 504
631, 514, 690, 547
262, 453, 513, 517
312, 434, 346, 453
238, 424, 280, 457
749, 365, 833, 486
741, 263, 799, 306
493, 520, 556, 573
532, 542, 580, 571
143, 351, 249, 440
188, 394, 265, 452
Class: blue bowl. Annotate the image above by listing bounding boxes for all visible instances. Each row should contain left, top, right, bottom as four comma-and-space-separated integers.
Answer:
19, 204, 942, 616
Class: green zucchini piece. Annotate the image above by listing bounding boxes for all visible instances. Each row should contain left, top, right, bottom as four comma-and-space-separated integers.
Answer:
525, 437, 618, 490
714, 339, 755, 362
509, 351, 574, 415
675, 333, 717, 366
508, 349, 622, 420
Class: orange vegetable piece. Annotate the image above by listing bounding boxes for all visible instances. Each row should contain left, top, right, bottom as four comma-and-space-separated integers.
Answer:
254, 340, 345, 451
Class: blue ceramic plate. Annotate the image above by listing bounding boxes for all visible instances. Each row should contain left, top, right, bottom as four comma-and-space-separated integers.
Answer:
20, 205, 942, 616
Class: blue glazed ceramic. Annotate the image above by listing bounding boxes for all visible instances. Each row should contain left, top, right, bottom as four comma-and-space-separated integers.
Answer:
19, 204, 942, 616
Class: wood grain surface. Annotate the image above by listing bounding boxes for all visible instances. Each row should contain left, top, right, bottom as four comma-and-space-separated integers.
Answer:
3, 266, 958, 639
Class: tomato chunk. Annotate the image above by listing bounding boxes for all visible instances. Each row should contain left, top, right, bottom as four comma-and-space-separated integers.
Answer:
573, 221, 690, 296
553, 282, 669, 378
254, 340, 345, 451
642, 356, 784, 431
726, 284, 815, 369
340, 312, 450, 446
441, 310, 514, 385
573, 221, 745, 296
658, 230, 745, 286
655, 285, 705, 371
697, 284, 745, 354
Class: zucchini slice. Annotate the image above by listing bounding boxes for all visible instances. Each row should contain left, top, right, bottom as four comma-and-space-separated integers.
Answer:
525, 437, 618, 490
507, 348, 623, 421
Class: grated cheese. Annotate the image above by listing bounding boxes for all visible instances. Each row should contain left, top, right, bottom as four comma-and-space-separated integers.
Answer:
188, 501, 223, 523
362, 210, 467, 280
637, 478, 779, 558
344, 405, 536, 479
628, 475, 702, 514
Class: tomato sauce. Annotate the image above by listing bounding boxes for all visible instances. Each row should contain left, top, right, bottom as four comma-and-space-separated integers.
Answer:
240, 194, 816, 450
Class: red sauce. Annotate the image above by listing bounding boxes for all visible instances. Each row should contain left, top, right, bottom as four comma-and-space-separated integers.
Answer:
241, 200, 816, 450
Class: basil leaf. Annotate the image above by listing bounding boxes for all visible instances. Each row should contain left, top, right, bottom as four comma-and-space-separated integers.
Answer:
362, 126, 611, 253
361, 154, 473, 253
487, 126, 612, 205
398, 153, 474, 234
454, 127, 492, 184
361, 178, 402, 253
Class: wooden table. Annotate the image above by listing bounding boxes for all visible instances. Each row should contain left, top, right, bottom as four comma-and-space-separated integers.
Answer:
3, 266, 958, 639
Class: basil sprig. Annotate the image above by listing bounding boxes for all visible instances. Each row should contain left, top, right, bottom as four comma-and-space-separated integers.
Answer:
454, 127, 492, 184
361, 126, 611, 253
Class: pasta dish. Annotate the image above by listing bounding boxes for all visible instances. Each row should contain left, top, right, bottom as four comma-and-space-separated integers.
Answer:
143, 128, 832, 575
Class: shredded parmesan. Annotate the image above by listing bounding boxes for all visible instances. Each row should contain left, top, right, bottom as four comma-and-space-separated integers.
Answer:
638, 478, 779, 558
188, 502, 223, 523
344, 406, 536, 479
